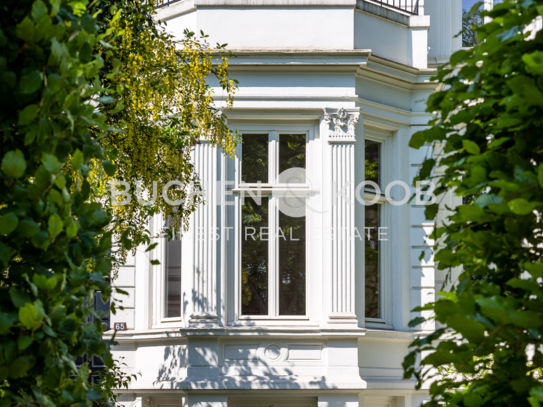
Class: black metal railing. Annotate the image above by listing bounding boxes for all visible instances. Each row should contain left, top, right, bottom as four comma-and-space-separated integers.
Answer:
156, 0, 419, 14
374, 0, 419, 15
157, 0, 182, 7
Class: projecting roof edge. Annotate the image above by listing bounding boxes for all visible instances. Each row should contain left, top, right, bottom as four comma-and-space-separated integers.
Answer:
218, 49, 372, 56
194, 0, 357, 6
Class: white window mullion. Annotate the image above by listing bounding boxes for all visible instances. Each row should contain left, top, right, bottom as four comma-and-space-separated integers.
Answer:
269, 195, 277, 318
269, 131, 278, 183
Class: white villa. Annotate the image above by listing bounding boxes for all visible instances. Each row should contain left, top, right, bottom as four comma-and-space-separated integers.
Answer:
109, 1, 466, 406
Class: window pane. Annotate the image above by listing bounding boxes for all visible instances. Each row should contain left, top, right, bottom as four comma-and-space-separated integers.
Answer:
365, 205, 380, 319
279, 134, 306, 175
278, 200, 306, 316
166, 238, 181, 318
462, 0, 483, 47
365, 140, 380, 189
242, 134, 268, 183
242, 197, 269, 315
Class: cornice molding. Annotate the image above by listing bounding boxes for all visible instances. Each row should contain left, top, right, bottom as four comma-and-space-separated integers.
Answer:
194, 0, 357, 6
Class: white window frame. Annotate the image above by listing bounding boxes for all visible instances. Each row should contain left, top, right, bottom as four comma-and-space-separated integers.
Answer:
230, 125, 319, 326
151, 214, 183, 328
363, 129, 392, 329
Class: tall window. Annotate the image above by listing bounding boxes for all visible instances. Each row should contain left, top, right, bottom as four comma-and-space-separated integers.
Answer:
462, 0, 483, 47
463, 0, 502, 47
364, 139, 381, 319
165, 237, 181, 318
240, 133, 307, 318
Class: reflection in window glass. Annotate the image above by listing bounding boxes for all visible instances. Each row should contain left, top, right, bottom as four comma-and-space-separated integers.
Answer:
279, 134, 306, 175
278, 200, 306, 316
365, 205, 380, 319
462, 0, 483, 47
365, 140, 381, 190
242, 198, 269, 315
166, 238, 181, 318
242, 134, 268, 183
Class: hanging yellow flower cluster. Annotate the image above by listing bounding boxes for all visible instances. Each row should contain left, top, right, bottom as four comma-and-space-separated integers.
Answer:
96, 1, 238, 264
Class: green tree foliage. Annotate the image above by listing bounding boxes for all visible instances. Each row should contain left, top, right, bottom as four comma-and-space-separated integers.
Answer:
0, 1, 134, 405
403, 1, 543, 406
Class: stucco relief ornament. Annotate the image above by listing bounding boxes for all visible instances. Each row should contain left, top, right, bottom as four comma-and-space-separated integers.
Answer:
323, 107, 360, 143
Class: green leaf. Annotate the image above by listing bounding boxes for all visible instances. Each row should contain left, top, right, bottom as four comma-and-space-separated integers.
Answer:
424, 203, 439, 220
98, 96, 115, 104
81, 14, 96, 34
0, 242, 11, 268
523, 51, 543, 75
450, 49, 469, 67
462, 139, 480, 155
15, 17, 35, 42
102, 160, 117, 176
72, 149, 83, 170
526, 262, 543, 279
17, 336, 33, 351
19, 303, 39, 330
32, 0, 48, 20
50, 0, 61, 16
508, 198, 534, 215
530, 386, 543, 401
488, 137, 510, 149
538, 164, 543, 189
10, 288, 30, 307
66, 220, 78, 238
19, 70, 43, 94
9, 356, 34, 379
2, 149, 26, 178
18, 104, 39, 126
42, 153, 60, 173
465, 393, 483, 407
0, 313, 14, 335
408, 316, 426, 328
0, 213, 19, 235
47, 214, 63, 238
17, 219, 40, 238
474, 194, 502, 208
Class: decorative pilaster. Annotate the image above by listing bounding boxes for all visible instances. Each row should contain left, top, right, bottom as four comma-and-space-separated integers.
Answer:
324, 107, 360, 325
190, 140, 220, 326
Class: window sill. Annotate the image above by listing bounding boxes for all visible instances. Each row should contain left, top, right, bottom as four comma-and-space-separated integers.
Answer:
365, 320, 394, 330
239, 315, 310, 321
152, 318, 183, 329
229, 319, 317, 327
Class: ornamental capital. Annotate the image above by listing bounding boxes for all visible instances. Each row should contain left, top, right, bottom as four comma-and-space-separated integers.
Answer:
323, 107, 360, 143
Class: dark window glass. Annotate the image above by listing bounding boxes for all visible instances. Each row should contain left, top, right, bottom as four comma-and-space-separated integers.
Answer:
278, 200, 306, 315
462, 0, 483, 47
365, 140, 380, 189
365, 205, 380, 319
166, 238, 181, 318
242, 198, 269, 315
279, 134, 306, 175
242, 134, 268, 183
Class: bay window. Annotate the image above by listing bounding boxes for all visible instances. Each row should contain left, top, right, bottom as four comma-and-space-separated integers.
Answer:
238, 132, 308, 319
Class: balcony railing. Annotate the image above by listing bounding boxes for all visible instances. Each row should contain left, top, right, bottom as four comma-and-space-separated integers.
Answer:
157, 0, 180, 7
373, 0, 419, 15
156, 0, 419, 15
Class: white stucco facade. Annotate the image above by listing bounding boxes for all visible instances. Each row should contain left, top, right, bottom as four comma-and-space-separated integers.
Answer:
109, 1, 462, 406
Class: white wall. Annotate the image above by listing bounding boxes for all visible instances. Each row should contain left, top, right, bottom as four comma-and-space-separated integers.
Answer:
196, 7, 355, 49
355, 11, 409, 65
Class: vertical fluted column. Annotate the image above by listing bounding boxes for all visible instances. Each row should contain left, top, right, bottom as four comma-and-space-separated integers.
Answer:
324, 108, 360, 326
189, 140, 219, 326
